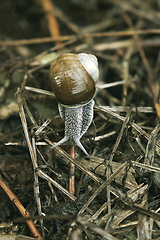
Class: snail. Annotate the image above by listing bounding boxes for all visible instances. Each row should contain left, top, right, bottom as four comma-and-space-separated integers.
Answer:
49, 53, 99, 155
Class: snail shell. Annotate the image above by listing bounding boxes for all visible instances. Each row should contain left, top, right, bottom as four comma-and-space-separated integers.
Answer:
49, 53, 99, 107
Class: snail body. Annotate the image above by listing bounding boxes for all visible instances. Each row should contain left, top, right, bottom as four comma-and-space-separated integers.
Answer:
49, 53, 99, 155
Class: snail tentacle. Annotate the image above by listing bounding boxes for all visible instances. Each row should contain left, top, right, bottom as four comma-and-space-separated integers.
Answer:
50, 136, 69, 150
74, 138, 89, 156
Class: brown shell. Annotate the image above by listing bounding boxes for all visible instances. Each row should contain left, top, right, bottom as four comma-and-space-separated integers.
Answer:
49, 53, 95, 106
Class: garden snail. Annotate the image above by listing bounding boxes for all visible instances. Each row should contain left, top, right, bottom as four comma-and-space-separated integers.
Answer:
49, 53, 99, 155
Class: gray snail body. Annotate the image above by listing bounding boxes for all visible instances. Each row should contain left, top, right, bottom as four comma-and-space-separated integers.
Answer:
49, 53, 99, 155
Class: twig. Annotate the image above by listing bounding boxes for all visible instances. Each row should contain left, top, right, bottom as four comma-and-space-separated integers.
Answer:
68, 146, 75, 198
16, 88, 76, 201
46, 138, 102, 184
123, 13, 160, 119
106, 108, 132, 215
32, 136, 45, 239
106, 0, 160, 25
78, 162, 128, 215
0, 29, 160, 46
0, 178, 42, 239
41, 0, 61, 45
94, 105, 160, 150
